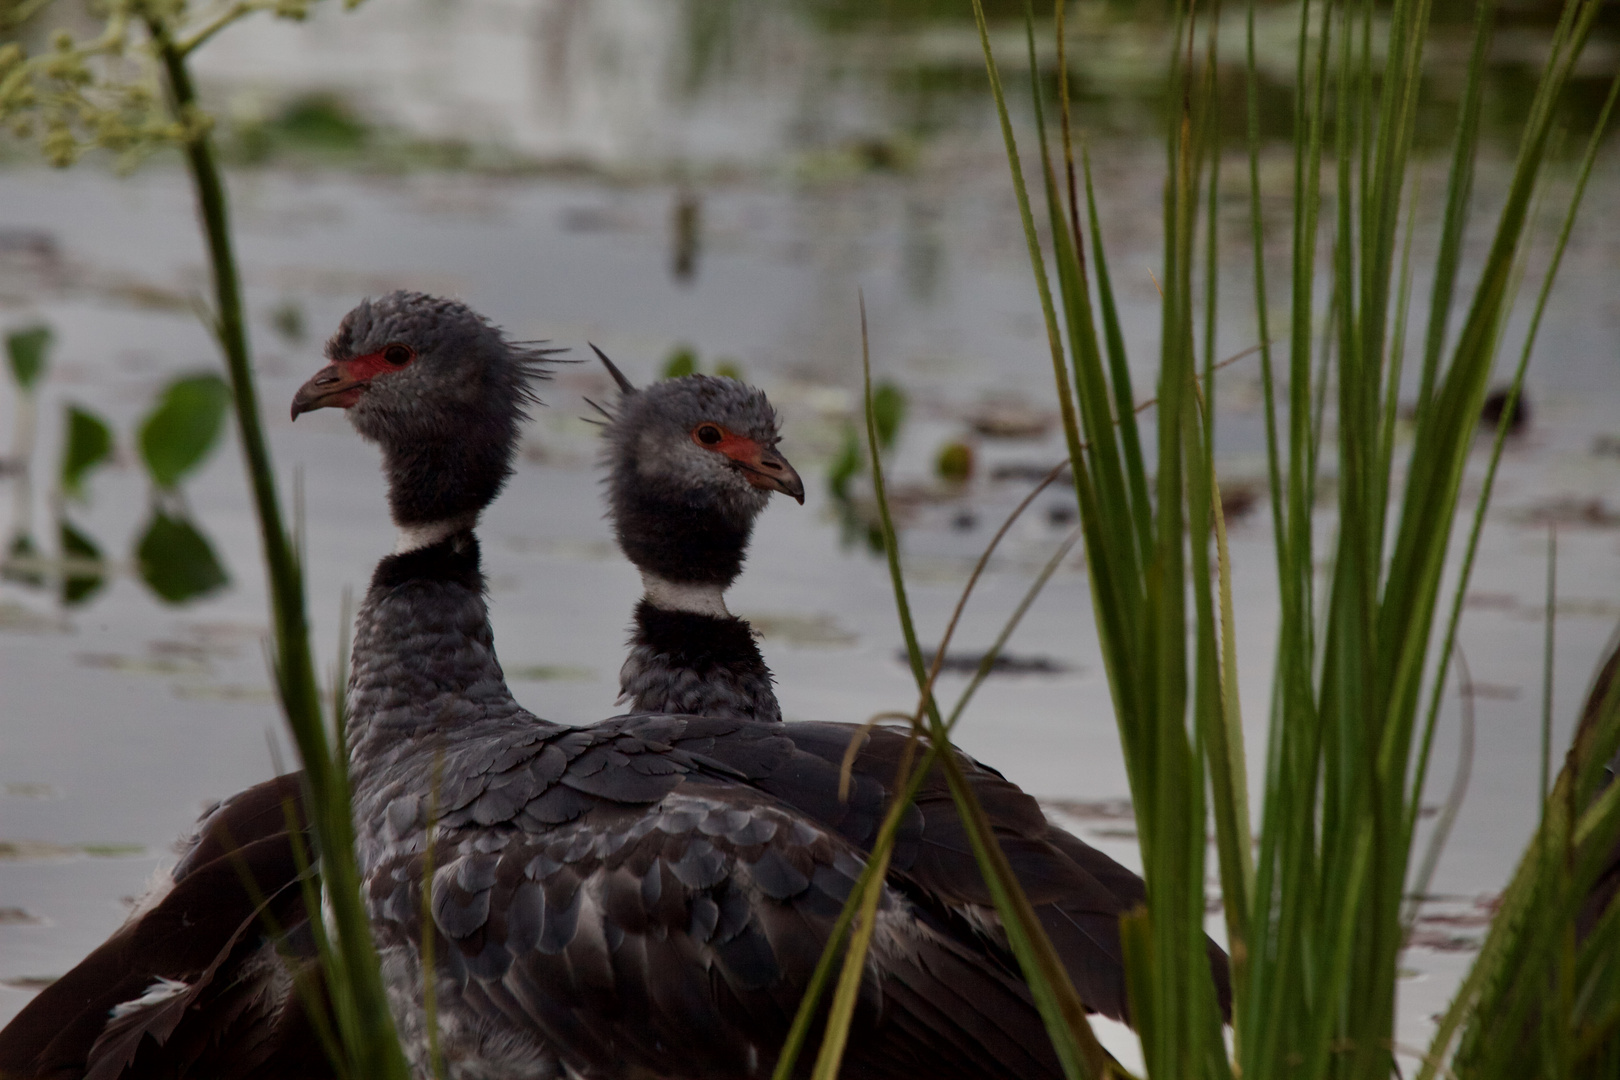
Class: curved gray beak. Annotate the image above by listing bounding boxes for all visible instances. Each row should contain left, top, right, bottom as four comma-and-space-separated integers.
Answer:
741, 445, 805, 504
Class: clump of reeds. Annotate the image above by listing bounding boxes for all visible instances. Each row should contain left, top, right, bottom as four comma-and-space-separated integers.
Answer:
782, 0, 1620, 1078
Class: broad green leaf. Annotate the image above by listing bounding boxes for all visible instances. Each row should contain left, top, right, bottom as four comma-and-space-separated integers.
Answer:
139, 374, 231, 489
60, 405, 113, 500
6, 325, 51, 392
135, 510, 229, 604
713, 359, 743, 380
661, 346, 697, 379
59, 518, 104, 607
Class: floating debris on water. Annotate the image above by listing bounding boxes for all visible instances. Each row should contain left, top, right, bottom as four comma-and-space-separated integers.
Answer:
0, 907, 44, 926
506, 664, 594, 682
1518, 497, 1620, 528
1467, 683, 1522, 701
77, 653, 208, 677
1219, 480, 1263, 521
0, 840, 146, 861
0, 601, 68, 634
1591, 434, 1620, 458
2, 783, 60, 800
1481, 385, 1530, 437
989, 461, 1069, 484
1039, 797, 1135, 821
965, 401, 1055, 440
904, 649, 1073, 676
1404, 893, 1499, 953
171, 683, 276, 703
504, 537, 619, 561
743, 612, 858, 648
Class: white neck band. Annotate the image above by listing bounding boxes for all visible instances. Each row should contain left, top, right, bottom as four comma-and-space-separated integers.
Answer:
641, 571, 731, 618
394, 514, 478, 554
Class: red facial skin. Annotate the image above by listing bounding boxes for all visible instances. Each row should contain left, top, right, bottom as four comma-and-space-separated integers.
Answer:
289, 348, 412, 419
691, 424, 805, 502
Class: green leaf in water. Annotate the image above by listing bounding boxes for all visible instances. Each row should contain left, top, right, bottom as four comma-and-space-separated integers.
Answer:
2, 533, 44, 589
935, 440, 973, 484
60, 405, 113, 500
139, 374, 231, 489
136, 510, 229, 604
662, 346, 698, 379
827, 422, 863, 501
5, 326, 51, 392
872, 381, 906, 451
59, 518, 104, 607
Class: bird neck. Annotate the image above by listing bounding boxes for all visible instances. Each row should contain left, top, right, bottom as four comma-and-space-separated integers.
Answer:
395, 514, 479, 554
610, 481, 754, 589
619, 597, 781, 724
346, 531, 531, 779
639, 570, 730, 618
381, 425, 515, 529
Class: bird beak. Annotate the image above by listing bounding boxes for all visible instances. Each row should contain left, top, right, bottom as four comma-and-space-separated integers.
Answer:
737, 445, 805, 504
291, 361, 368, 420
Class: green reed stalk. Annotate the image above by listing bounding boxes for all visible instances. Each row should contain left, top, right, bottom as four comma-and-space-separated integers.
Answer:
144, 16, 409, 1079
961, 0, 1617, 1076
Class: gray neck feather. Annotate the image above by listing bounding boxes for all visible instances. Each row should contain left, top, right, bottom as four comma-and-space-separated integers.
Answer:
345, 538, 535, 793
617, 598, 781, 724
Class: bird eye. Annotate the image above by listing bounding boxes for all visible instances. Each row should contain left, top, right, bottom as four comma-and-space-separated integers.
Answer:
695, 424, 723, 446
383, 343, 413, 366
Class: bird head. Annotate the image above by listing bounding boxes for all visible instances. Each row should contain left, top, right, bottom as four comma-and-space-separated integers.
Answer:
294, 292, 559, 527
592, 348, 802, 589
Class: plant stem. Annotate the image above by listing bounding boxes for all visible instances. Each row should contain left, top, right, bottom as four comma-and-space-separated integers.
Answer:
147, 19, 407, 1077
148, 24, 322, 736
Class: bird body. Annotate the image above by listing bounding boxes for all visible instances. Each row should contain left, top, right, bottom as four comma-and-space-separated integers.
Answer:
0, 292, 1228, 1080
343, 531, 1071, 1080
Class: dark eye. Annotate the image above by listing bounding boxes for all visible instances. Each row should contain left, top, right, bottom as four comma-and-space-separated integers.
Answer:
695, 424, 723, 445
383, 343, 413, 366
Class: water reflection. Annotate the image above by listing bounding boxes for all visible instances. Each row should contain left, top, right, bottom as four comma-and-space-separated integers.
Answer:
1, 329, 231, 609
185, 0, 1614, 174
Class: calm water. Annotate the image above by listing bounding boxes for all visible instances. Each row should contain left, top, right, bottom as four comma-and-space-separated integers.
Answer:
3, 0, 1619, 1069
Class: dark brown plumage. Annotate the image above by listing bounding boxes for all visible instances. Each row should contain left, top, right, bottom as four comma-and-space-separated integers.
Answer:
0, 775, 332, 1080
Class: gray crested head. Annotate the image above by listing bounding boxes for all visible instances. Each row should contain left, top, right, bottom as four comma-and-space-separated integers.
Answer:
292, 292, 560, 527
592, 349, 803, 589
